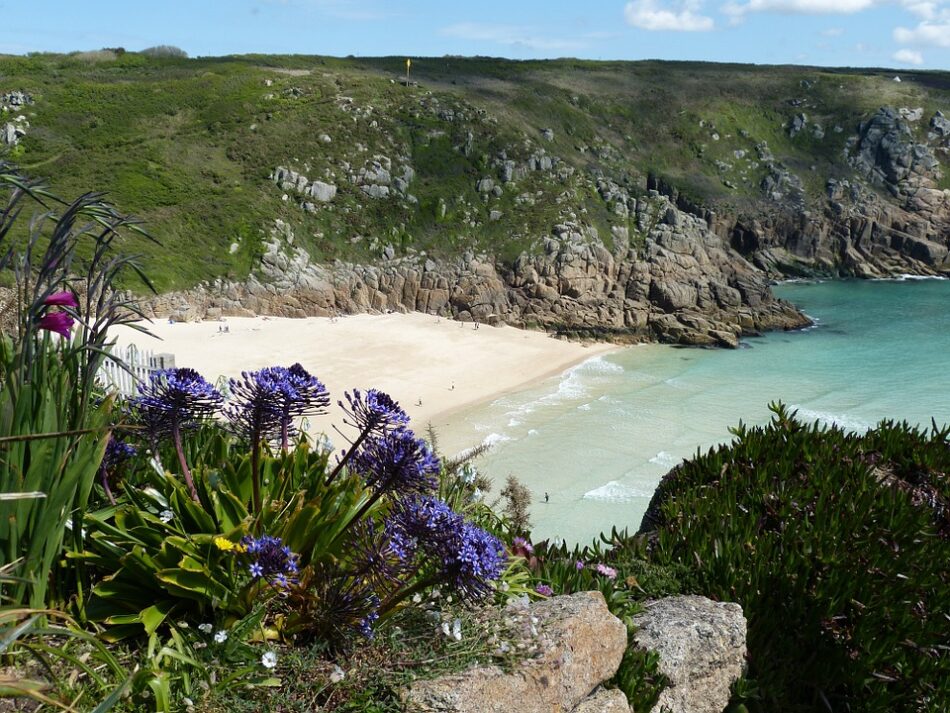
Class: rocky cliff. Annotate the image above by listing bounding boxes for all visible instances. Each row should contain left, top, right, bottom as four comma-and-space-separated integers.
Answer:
143, 189, 807, 348
4, 56, 949, 344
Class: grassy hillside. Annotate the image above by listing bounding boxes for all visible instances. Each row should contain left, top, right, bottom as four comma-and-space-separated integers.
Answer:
2, 51, 948, 291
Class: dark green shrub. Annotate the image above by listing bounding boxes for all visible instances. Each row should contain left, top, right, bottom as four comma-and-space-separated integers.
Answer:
641, 403, 950, 712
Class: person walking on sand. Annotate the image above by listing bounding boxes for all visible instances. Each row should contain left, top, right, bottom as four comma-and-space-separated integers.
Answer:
544, 492, 550, 503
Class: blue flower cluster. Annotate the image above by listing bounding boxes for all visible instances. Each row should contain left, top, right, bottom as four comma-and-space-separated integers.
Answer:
350, 427, 441, 495
339, 389, 409, 434
226, 364, 329, 446
241, 534, 300, 590
385, 495, 506, 602
133, 368, 223, 439
103, 439, 137, 470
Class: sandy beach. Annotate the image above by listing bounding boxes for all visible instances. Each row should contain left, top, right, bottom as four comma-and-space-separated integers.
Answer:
111, 313, 616, 440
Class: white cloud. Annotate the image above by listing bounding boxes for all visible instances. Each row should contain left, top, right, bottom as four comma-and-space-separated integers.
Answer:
893, 47, 925, 62
439, 23, 586, 52
894, 21, 950, 45
625, 0, 715, 31
722, 0, 877, 17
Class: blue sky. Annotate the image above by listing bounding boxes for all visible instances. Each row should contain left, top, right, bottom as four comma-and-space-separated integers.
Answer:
1, 1, 948, 69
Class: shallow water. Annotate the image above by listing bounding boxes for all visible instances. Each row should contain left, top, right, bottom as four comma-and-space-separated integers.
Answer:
438, 278, 950, 545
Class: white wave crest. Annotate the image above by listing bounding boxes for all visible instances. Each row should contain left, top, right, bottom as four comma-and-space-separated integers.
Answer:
791, 406, 872, 432
649, 451, 678, 468
582, 481, 651, 502
481, 432, 512, 448
872, 274, 948, 282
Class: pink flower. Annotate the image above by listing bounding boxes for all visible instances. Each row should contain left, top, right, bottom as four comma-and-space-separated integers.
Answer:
43, 291, 78, 308
38, 311, 74, 338
595, 563, 617, 580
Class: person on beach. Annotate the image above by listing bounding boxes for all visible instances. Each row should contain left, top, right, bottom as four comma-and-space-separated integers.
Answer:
544, 492, 550, 503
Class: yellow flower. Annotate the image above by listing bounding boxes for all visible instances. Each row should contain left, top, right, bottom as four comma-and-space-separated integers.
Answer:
214, 536, 236, 552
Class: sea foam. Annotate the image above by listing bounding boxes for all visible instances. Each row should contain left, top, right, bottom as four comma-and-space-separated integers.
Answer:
583, 481, 651, 502
790, 406, 872, 433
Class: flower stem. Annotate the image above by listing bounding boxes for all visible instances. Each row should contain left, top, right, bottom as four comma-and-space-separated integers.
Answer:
100, 467, 116, 506
172, 423, 199, 502
325, 425, 371, 486
378, 575, 441, 619
251, 438, 262, 515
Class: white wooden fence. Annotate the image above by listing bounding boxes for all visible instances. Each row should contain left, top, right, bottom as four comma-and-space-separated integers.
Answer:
97, 345, 176, 397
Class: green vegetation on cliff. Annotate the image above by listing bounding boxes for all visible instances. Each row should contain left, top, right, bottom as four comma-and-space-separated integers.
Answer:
2, 52, 948, 291
639, 404, 950, 712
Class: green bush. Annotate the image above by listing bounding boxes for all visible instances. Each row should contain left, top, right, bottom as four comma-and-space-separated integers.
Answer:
641, 403, 950, 712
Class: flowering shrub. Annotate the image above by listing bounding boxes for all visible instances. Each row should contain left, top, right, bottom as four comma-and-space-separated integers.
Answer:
82, 368, 510, 649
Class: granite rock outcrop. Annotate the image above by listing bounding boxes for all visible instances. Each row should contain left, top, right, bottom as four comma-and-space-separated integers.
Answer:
142, 194, 808, 347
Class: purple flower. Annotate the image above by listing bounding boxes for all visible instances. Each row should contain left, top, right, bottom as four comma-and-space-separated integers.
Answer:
385, 495, 463, 563
133, 368, 223, 440
575, 560, 586, 571
595, 563, 617, 580
349, 521, 407, 588
37, 311, 74, 338
448, 523, 507, 601
227, 364, 329, 448
226, 367, 289, 444
99, 438, 137, 505
512, 536, 534, 553
358, 595, 381, 639
339, 389, 409, 434
386, 495, 506, 601
103, 439, 137, 470
43, 291, 78, 308
535, 583, 554, 597
350, 427, 440, 495
241, 534, 300, 589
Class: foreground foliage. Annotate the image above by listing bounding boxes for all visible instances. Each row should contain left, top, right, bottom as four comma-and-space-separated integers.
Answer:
641, 404, 950, 713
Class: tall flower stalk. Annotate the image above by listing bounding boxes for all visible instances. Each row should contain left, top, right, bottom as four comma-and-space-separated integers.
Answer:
325, 389, 409, 486
0, 160, 155, 609
225, 364, 328, 513
133, 368, 222, 501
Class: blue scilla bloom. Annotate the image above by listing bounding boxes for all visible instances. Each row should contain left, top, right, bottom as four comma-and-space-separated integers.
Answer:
385, 495, 464, 562
241, 534, 300, 589
226, 364, 329, 448
351, 427, 441, 495
103, 438, 137, 469
132, 368, 222, 501
133, 367, 223, 440
385, 495, 506, 602
445, 522, 506, 601
339, 388, 409, 434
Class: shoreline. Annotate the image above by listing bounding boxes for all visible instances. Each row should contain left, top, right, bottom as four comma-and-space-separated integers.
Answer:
111, 313, 618, 439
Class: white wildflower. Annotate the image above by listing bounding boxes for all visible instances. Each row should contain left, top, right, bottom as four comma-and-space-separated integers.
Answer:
214, 630, 228, 643
411, 593, 423, 604
329, 665, 345, 683
198, 623, 213, 634
261, 651, 278, 669
159, 509, 174, 523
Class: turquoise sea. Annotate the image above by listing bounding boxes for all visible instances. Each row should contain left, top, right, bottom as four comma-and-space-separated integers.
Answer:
439, 278, 950, 545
